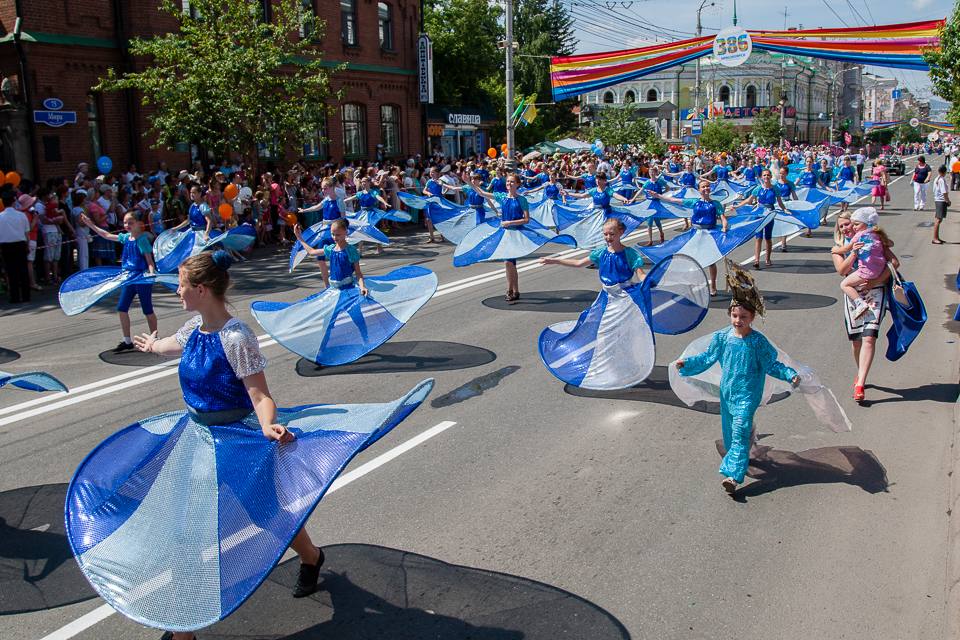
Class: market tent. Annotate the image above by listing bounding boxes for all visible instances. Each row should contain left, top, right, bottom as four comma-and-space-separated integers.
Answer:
555, 138, 593, 151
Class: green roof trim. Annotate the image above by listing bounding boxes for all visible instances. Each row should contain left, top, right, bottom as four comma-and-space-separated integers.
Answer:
0, 31, 121, 49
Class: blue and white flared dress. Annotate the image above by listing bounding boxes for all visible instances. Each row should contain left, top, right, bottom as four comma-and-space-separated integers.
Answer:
348, 191, 411, 227
430, 186, 495, 245
254, 244, 437, 365
638, 199, 774, 268
453, 194, 576, 267
65, 315, 434, 632
552, 188, 645, 251
288, 198, 390, 271
0, 370, 67, 392
669, 327, 850, 483
59, 234, 179, 316
154, 204, 256, 273
539, 252, 709, 390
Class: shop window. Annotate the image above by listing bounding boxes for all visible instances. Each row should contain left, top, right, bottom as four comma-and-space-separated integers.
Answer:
341, 0, 357, 45
86, 93, 102, 161
300, 0, 318, 40
378, 3, 393, 50
304, 107, 327, 157
342, 103, 366, 156
380, 104, 400, 154
718, 85, 730, 105
646, 88, 658, 102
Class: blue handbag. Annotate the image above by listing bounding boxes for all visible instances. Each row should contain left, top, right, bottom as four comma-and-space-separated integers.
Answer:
885, 266, 926, 362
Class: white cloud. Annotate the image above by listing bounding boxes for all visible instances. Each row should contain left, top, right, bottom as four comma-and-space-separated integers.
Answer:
912, 0, 934, 8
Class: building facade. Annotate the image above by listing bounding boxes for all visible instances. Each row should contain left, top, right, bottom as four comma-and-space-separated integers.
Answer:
861, 73, 897, 123
580, 52, 850, 144
0, 0, 422, 182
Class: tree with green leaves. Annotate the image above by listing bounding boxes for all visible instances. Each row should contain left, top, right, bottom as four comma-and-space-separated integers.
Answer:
591, 101, 656, 151
922, 5, 960, 128
96, 0, 343, 162
698, 119, 740, 154
424, 0, 504, 106
750, 108, 784, 147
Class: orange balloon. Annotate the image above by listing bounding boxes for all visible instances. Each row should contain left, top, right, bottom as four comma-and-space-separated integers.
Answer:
218, 202, 233, 220
501, 143, 508, 151
0, 173, 6, 186
487, 148, 497, 158
5, 172, 20, 188
224, 184, 238, 200
285, 213, 297, 225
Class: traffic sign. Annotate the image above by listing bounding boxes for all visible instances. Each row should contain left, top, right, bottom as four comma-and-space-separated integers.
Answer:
691, 119, 703, 135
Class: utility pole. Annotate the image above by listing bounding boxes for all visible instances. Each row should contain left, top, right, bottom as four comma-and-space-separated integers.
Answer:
694, 0, 714, 151
504, 0, 517, 172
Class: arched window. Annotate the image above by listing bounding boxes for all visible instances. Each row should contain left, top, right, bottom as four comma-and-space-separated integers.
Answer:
718, 85, 730, 105
603, 91, 615, 104
378, 3, 393, 50
342, 103, 366, 156
624, 90, 636, 103
646, 88, 658, 102
745, 85, 757, 108
380, 104, 400, 154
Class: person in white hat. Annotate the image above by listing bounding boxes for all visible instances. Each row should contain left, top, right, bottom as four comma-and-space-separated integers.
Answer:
75, 162, 89, 189
836, 207, 890, 322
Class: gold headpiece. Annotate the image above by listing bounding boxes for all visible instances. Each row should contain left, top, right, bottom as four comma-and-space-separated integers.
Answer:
725, 258, 765, 320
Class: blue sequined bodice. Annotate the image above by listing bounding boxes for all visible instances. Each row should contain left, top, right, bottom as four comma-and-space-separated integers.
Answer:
358, 191, 378, 209
619, 170, 634, 186
644, 178, 665, 195
501, 196, 526, 222
591, 188, 612, 211
322, 198, 342, 221
777, 180, 794, 197
715, 166, 729, 179
743, 168, 756, 182
596, 248, 637, 286
679, 172, 697, 186
490, 177, 507, 193
691, 199, 719, 226
189, 203, 207, 228
120, 236, 147, 271
179, 326, 253, 414
327, 245, 357, 282
819, 170, 832, 186
544, 184, 560, 200
582, 174, 597, 189
756, 187, 777, 207
838, 166, 855, 181
466, 187, 486, 208
798, 171, 817, 186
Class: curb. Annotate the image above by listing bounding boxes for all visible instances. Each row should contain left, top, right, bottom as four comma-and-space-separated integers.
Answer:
949, 354, 960, 639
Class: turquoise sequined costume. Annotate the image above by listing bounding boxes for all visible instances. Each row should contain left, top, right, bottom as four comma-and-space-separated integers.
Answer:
678, 326, 797, 483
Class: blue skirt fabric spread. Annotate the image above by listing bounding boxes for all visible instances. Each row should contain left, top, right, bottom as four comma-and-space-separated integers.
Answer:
669, 186, 739, 205
288, 220, 390, 271
58, 267, 179, 316
348, 207, 411, 227
251, 266, 438, 365
552, 206, 645, 251
0, 370, 68, 392
66, 378, 435, 632
154, 226, 256, 273
539, 254, 709, 390
738, 202, 823, 236
452, 219, 576, 267
638, 213, 774, 268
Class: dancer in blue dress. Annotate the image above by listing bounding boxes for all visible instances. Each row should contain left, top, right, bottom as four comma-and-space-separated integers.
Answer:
257, 219, 437, 366
639, 165, 668, 246
616, 159, 637, 200
67, 251, 433, 639
421, 166, 446, 242
775, 166, 799, 252
835, 156, 856, 214
344, 176, 409, 255
61, 211, 174, 352
562, 173, 631, 216
731, 168, 786, 269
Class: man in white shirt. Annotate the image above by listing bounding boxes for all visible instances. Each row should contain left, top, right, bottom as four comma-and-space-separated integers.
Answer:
0, 190, 31, 303
155, 161, 169, 186
597, 156, 613, 178
933, 164, 950, 244
124, 164, 140, 184
98, 184, 117, 227
855, 151, 866, 182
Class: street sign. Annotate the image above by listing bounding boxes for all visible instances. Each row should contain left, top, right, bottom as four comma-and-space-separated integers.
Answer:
892, 89, 902, 99
42, 98, 64, 110
417, 34, 434, 104
33, 110, 76, 127
691, 119, 703, 135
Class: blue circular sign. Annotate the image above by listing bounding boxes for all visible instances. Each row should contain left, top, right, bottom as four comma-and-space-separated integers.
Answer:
42, 98, 63, 110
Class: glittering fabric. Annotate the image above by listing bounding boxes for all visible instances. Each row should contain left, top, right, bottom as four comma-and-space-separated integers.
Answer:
679, 326, 797, 482
175, 316, 266, 413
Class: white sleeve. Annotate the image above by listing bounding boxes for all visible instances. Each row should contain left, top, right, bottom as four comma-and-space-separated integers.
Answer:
175, 315, 204, 348
218, 320, 267, 379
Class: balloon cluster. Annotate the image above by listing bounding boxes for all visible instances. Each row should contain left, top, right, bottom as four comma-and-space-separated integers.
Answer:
0, 171, 20, 188
591, 139, 604, 156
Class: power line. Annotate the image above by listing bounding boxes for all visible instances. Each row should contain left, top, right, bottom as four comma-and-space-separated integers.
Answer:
819, 0, 850, 27
861, 0, 876, 25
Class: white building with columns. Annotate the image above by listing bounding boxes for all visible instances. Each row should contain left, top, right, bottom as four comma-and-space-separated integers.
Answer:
580, 51, 848, 144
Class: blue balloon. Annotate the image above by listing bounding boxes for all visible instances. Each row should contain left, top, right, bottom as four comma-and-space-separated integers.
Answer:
97, 156, 112, 174
594, 139, 602, 146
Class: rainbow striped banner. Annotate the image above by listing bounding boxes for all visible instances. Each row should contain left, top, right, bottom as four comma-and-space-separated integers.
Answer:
551, 20, 942, 101
864, 119, 955, 133
918, 119, 955, 131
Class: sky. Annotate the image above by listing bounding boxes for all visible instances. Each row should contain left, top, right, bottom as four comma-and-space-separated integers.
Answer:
567, 0, 954, 98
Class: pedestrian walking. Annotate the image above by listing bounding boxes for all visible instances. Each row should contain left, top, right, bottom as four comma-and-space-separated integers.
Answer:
934, 164, 950, 244
912, 156, 931, 210
0, 190, 31, 303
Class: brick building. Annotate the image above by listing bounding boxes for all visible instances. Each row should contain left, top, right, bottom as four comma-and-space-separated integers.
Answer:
0, 0, 423, 182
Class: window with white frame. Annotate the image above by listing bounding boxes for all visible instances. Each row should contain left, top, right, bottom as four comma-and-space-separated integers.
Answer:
343, 103, 366, 156
380, 104, 400, 154
378, 3, 393, 50
341, 0, 358, 45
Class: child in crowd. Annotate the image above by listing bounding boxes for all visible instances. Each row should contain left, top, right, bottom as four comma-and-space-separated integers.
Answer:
836, 207, 890, 319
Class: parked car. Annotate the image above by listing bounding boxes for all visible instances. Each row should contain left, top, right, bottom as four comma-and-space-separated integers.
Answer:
881, 154, 905, 176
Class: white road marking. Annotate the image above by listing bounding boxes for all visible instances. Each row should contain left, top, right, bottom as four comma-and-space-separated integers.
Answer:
32, 420, 458, 640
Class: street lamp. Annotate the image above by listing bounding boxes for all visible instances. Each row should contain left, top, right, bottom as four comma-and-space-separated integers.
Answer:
693, 0, 714, 150
778, 56, 796, 144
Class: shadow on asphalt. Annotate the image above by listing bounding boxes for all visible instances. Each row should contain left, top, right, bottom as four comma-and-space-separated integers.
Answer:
708, 290, 837, 311
564, 365, 721, 414
0, 483, 97, 615
481, 289, 598, 313
203, 543, 631, 640
863, 383, 959, 406
98, 347, 173, 366
296, 341, 497, 377
716, 442, 890, 500
0, 348, 20, 365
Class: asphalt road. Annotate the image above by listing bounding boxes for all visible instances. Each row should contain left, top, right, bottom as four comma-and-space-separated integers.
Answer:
1, 161, 957, 640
